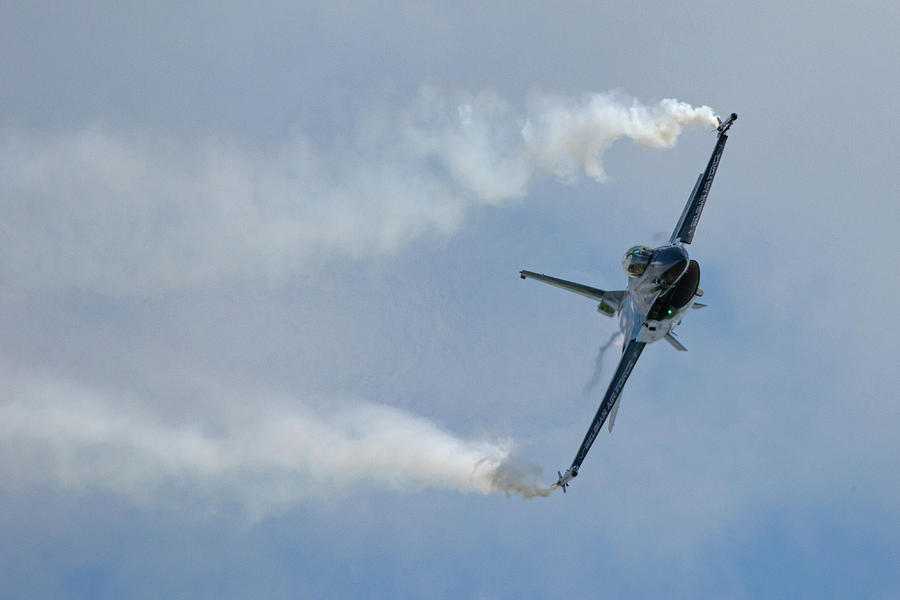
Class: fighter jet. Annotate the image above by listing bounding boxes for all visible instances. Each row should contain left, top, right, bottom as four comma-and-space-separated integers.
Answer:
521, 112, 737, 493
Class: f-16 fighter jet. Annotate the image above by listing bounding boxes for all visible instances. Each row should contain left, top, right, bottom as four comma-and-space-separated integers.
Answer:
521, 112, 737, 493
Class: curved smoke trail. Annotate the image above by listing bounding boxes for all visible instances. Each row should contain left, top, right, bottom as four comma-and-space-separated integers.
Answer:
0, 90, 718, 293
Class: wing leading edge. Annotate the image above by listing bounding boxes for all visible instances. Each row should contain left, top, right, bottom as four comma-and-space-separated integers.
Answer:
670, 113, 736, 245
519, 270, 625, 314
568, 339, 645, 476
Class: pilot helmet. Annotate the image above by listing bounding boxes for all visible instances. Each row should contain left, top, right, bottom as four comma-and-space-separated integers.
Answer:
622, 245, 653, 277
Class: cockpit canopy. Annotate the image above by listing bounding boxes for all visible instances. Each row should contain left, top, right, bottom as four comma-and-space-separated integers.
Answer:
622, 245, 653, 277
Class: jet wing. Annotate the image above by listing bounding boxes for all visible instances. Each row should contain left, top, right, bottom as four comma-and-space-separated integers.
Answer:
519, 270, 625, 313
670, 113, 736, 245
568, 339, 646, 475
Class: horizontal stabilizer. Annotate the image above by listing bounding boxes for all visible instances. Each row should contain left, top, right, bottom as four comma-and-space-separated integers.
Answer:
520, 270, 625, 313
664, 332, 688, 351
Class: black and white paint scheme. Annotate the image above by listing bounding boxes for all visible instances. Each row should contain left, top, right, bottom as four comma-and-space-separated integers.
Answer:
522, 116, 736, 490
1, 3, 897, 598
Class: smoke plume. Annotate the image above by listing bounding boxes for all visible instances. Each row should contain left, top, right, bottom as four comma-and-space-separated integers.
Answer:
0, 89, 717, 513
0, 374, 551, 519
0, 90, 718, 294
584, 331, 625, 395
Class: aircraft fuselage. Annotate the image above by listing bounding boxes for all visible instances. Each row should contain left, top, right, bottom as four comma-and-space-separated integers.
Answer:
521, 112, 736, 490
619, 243, 697, 344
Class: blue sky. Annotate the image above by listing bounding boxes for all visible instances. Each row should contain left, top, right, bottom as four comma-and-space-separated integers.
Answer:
1, 2, 898, 598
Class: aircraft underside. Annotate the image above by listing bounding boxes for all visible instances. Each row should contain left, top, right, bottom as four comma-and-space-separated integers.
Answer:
519, 112, 736, 493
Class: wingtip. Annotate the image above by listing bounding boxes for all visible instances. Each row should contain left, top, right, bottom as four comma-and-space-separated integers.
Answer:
716, 112, 738, 133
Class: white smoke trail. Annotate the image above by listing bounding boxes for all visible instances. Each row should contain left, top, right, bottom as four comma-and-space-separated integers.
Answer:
521, 93, 719, 182
0, 90, 718, 511
0, 374, 551, 519
0, 90, 718, 294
